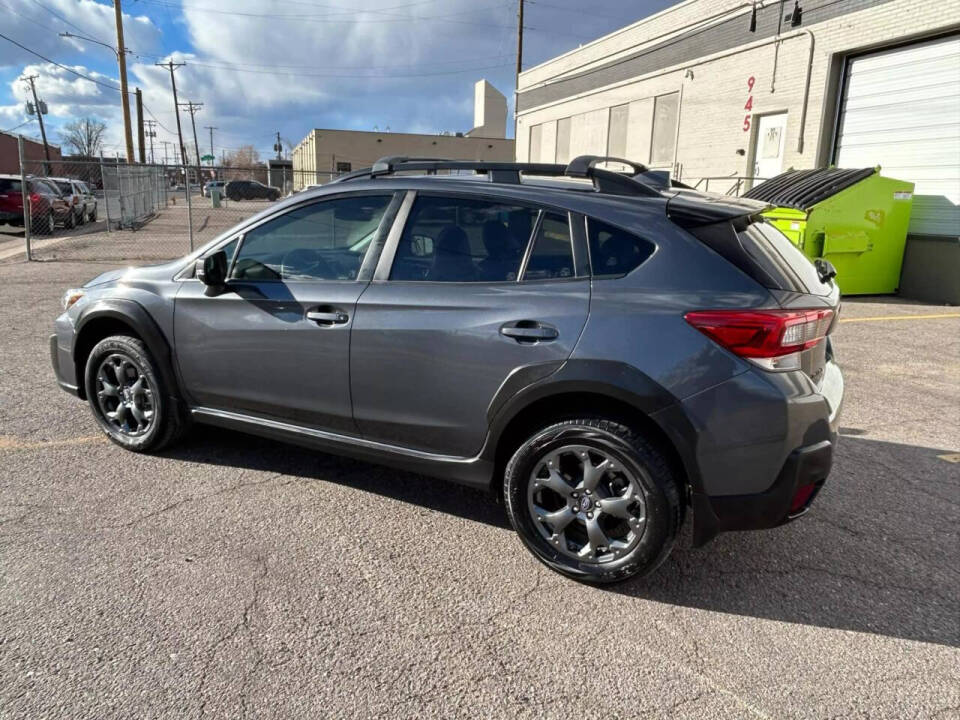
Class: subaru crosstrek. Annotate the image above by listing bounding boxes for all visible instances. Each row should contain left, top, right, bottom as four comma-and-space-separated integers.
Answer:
50, 156, 843, 583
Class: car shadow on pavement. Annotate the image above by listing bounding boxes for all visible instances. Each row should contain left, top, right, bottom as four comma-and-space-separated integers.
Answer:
613, 435, 960, 648
165, 425, 511, 530
166, 428, 958, 648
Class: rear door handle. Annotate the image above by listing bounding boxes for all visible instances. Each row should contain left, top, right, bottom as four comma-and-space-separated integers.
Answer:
306, 309, 349, 325
500, 321, 559, 343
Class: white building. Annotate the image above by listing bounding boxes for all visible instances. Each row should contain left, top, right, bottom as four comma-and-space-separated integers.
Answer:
516, 0, 960, 239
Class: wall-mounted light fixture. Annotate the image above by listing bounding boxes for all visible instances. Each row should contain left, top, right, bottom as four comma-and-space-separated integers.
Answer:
790, 1, 803, 27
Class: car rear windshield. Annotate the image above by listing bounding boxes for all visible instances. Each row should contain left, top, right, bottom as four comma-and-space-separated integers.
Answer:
0, 178, 22, 193
689, 217, 832, 296
54, 180, 73, 194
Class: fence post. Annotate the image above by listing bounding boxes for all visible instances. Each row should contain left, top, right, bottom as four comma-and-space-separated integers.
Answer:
17, 135, 31, 261
184, 164, 194, 251
99, 152, 112, 232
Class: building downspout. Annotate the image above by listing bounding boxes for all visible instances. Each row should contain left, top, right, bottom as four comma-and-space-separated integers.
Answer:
795, 29, 815, 154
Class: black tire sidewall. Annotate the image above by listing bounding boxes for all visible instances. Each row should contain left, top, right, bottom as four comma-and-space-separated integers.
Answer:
84, 336, 168, 452
505, 422, 678, 583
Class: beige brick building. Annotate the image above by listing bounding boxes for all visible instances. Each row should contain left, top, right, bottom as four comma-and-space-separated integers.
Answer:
292, 80, 515, 191
516, 0, 960, 238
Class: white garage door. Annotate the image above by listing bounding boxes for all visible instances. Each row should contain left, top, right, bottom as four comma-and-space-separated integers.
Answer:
835, 34, 960, 237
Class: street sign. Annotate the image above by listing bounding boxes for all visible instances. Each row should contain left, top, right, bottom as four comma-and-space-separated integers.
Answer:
201, 154, 215, 162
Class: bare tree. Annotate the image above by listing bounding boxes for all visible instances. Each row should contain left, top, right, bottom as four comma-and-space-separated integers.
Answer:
223, 145, 265, 181
60, 117, 107, 157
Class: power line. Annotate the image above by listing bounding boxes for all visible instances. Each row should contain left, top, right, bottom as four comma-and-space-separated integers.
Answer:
2, 118, 35, 133
26, 0, 112, 45
0, 31, 126, 94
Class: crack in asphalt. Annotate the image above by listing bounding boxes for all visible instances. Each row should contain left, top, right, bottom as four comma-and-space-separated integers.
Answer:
197, 554, 269, 719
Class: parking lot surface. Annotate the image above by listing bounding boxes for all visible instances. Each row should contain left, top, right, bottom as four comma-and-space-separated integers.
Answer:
0, 259, 957, 719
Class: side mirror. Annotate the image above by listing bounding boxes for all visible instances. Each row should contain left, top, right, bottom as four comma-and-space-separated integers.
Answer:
196, 249, 228, 286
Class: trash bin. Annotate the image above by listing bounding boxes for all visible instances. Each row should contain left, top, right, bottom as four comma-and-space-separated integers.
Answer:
210, 187, 222, 208
743, 167, 914, 295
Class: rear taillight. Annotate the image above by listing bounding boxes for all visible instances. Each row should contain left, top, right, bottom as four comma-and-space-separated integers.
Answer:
684, 309, 834, 370
29, 192, 41, 205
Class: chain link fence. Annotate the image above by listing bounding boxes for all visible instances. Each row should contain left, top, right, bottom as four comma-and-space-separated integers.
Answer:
0, 150, 336, 264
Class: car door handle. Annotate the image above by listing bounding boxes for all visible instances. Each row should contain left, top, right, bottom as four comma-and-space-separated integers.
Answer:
500, 321, 559, 342
306, 309, 349, 325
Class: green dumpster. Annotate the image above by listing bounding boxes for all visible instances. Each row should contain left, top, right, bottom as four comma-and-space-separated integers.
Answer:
743, 167, 914, 295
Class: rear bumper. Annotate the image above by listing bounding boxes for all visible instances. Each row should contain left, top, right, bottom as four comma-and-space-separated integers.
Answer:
653, 359, 843, 547
691, 436, 835, 544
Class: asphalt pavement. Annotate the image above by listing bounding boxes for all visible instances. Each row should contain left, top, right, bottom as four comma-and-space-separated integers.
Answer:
0, 260, 957, 719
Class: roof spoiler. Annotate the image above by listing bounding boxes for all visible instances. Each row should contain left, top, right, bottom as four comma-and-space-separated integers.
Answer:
666, 189, 771, 228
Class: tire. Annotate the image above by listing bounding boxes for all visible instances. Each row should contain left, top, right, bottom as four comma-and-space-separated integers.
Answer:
84, 335, 187, 452
34, 213, 55, 235
504, 418, 682, 584
65, 211, 75, 229
78, 208, 86, 225
90, 206, 97, 222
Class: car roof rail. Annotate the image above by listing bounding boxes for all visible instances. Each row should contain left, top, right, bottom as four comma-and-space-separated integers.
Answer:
334, 155, 662, 197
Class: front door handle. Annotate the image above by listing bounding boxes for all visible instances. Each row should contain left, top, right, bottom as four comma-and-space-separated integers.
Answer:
306, 309, 349, 325
500, 321, 559, 343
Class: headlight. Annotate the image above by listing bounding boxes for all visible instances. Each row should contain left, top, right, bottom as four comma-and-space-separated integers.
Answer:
62, 288, 85, 310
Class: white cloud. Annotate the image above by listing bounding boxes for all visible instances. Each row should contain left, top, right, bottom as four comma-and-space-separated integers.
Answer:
0, 0, 162, 67
2, 0, 519, 156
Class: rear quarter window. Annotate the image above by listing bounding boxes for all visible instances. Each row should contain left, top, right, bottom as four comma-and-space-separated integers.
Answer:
587, 218, 655, 277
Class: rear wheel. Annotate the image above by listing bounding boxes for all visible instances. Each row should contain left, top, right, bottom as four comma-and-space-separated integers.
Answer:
65, 210, 75, 229
504, 418, 682, 584
34, 213, 55, 235
90, 205, 97, 222
84, 335, 187, 452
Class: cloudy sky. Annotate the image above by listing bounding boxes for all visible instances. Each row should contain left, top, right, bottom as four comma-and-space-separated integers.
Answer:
0, 0, 674, 161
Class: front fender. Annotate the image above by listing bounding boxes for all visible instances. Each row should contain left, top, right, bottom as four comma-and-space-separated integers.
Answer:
73, 299, 181, 402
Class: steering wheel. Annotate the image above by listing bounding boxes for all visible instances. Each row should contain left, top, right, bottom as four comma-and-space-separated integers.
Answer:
280, 248, 333, 280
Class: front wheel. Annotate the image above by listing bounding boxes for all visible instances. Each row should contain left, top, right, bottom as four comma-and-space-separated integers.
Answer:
84, 335, 187, 452
504, 419, 683, 584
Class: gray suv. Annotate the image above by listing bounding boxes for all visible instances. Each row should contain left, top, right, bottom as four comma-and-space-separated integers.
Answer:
50, 156, 843, 583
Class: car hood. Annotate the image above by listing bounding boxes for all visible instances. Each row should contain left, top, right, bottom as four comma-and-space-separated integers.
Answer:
84, 258, 186, 288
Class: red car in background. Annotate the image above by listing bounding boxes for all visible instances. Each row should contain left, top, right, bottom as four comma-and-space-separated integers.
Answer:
0, 175, 72, 235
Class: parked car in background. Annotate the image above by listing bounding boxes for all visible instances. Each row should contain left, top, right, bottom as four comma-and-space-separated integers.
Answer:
0, 175, 70, 235
50, 155, 844, 584
48, 178, 86, 228
73, 180, 98, 223
224, 179, 281, 201
202, 180, 225, 198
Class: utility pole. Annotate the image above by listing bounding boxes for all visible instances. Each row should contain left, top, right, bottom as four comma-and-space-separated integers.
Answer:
179, 100, 203, 184
135, 87, 145, 163
204, 125, 217, 161
20, 75, 50, 170
112, 0, 135, 162
515, 0, 524, 90
144, 119, 157, 163
155, 60, 187, 166
159, 139, 172, 166
274, 130, 283, 160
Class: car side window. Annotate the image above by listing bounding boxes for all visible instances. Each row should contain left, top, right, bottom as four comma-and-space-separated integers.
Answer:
523, 212, 574, 280
587, 218, 655, 277
390, 195, 536, 282
231, 194, 392, 281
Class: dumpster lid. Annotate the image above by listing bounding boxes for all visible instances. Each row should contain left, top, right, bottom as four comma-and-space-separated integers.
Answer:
742, 167, 875, 210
